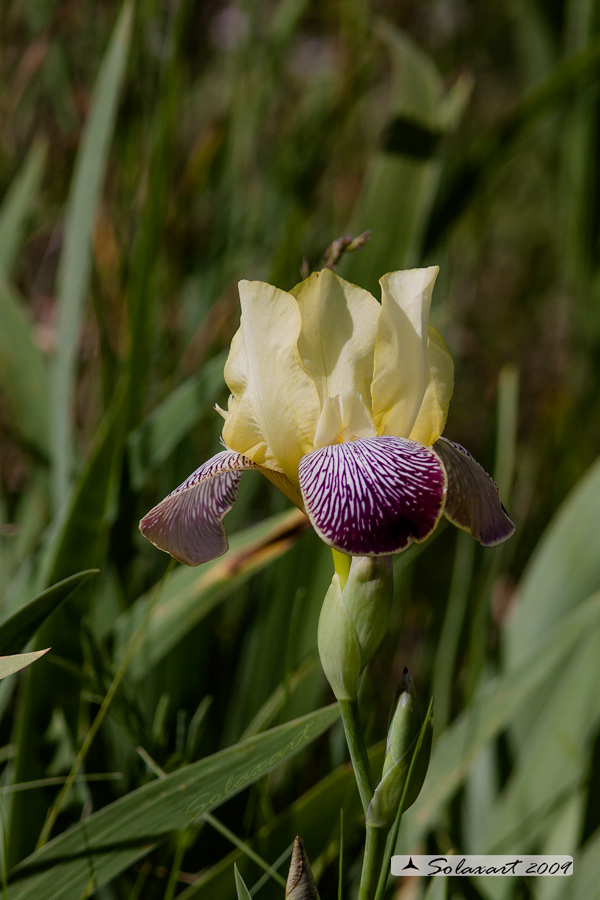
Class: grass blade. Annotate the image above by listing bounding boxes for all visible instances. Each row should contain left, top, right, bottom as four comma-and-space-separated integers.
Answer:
504, 455, 600, 669
0, 278, 50, 455
341, 23, 468, 293
50, 2, 133, 510
406, 591, 600, 843
6, 705, 339, 899
234, 865, 253, 900
0, 571, 97, 655
0, 650, 49, 680
8, 385, 128, 864
0, 141, 46, 277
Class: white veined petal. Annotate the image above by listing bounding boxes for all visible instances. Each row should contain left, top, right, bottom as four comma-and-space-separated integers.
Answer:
298, 435, 447, 556
139, 451, 291, 566
434, 437, 515, 546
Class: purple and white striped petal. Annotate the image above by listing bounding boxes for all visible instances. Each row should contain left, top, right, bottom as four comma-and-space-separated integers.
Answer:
298, 436, 447, 556
433, 437, 515, 546
139, 451, 260, 566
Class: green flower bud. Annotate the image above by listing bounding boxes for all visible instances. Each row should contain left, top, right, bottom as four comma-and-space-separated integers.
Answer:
285, 836, 320, 900
366, 672, 433, 828
317, 556, 393, 701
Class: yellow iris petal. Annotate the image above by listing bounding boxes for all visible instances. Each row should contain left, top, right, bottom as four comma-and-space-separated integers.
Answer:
371, 266, 439, 438
313, 391, 376, 449
222, 280, 320, 483
291, 268, 380, 410
409, 325, 454, 447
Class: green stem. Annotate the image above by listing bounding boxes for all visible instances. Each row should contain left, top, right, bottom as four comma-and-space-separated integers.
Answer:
338, 699, 374, 816
358, 825, 387, 900
374, 812, 403, 900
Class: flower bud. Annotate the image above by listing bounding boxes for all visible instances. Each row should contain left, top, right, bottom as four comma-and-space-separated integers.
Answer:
285, 836, 320, 900
317, 556, 393, 701
366, 671, 433, 828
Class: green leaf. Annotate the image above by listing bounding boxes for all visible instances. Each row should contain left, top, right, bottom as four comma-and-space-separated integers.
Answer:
6, 705, 339, 899
234, 865, 253, 900
0, 141, 46, 277
0, 649, 49, 680
340, 24, 468, 294
424, 875, 448, 900
121, 0, 192, 430
567, 826, 600, 900
482, 621, 600, 855
0, 571, 97, 655
42, 384, 128, 588
404, 591, 600, 843
50, 1, 133, 509
0, 277, 50, 455
424, 36, 600, 252
176, 743, 386, 899
504, 455, 600, 669
8, 386, 128, 863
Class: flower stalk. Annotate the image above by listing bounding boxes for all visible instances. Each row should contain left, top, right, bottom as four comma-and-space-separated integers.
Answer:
317, 557, 435, 900
357, 826, 388, 900
338, 699, 374, 816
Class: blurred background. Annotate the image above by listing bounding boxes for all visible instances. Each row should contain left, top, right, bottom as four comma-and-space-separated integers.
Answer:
1, 0, 600, 897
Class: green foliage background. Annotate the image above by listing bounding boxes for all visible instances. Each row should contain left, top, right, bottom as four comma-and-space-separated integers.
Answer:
1, 0, 600, 897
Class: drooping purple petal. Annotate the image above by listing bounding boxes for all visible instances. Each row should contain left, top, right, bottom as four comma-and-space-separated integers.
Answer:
433, 437, 515, 546
298, 436, 447, 556
139, 451, 259, 566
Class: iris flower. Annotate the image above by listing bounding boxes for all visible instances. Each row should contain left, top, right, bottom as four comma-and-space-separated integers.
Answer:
140, 267, 514, 566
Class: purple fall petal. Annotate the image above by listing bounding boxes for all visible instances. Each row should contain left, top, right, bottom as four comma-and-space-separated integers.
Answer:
434, 437, 515, 546
139, 451, 259, 566
298, 436, 447, 556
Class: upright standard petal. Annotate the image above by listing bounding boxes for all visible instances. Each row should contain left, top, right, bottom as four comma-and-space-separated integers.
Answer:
223, 281, 321, 483
298, 436, 447, 556
371, 267, 439, 439
291, 268, 380, 411
434, 437, 516, 546
409, 326, 454, 447
140, 451, 259, 566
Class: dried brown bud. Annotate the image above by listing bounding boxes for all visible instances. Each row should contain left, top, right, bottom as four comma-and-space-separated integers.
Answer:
285, 836, 320, 900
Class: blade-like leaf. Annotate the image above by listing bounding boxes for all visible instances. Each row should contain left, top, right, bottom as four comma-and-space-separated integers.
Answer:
0, 277, 50, 454
234, 866, 253, 900
0, 140, 46, 277
340, 24, 468, 294
6, 705, 339, 899
482, 622, 600, 855
8, 384, 128, 864
424, 875, 448, 900
567, 826, 600, 900
404, 591, 600, 843
0, 649, 49, 680
503, 455, 600, 747
505, 455, 600, 668
0, 571, 97, 656
50, 1, 133, 509
176, 744, 386, 899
